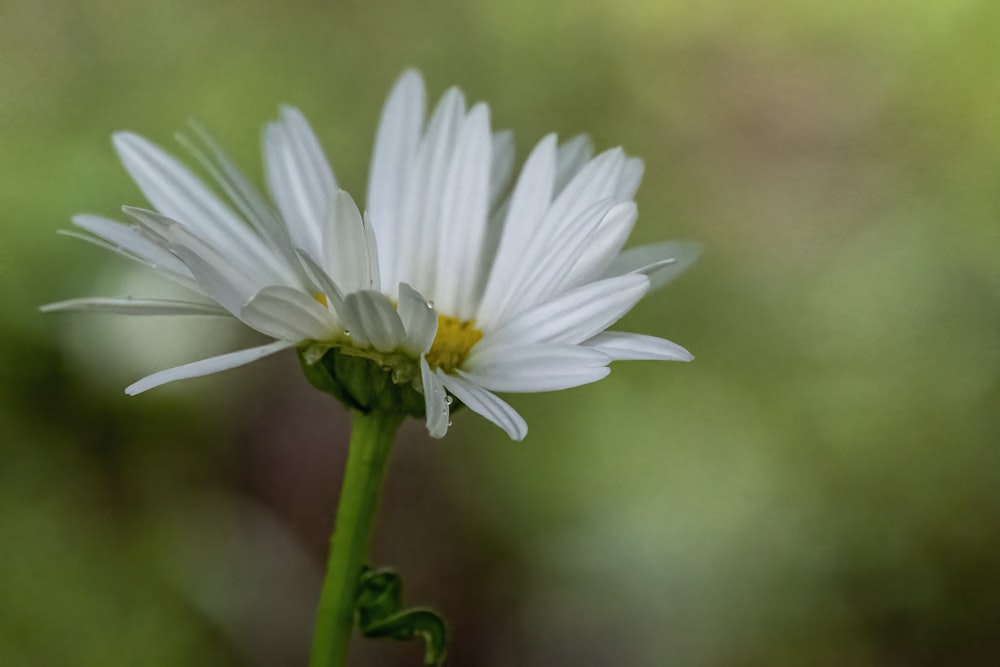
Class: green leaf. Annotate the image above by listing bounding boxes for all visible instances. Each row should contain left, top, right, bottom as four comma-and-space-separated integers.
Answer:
355, 567, 448, 667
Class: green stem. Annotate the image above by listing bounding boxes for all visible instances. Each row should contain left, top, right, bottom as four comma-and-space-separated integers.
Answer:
309, 410, 403, 667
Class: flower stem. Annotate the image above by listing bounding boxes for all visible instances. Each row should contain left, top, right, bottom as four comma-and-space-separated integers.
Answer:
309, 410, 403, 667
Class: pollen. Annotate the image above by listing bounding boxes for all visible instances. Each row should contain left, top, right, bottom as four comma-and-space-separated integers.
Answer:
425, 315, 483, 373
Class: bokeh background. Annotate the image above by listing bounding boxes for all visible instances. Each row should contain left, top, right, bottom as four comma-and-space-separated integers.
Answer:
2, 0, 999, 665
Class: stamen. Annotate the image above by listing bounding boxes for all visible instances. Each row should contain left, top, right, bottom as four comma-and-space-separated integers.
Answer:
426, 315, 482, 373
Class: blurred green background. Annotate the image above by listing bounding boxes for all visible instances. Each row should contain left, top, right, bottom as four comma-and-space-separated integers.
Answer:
2, 0, 999, 665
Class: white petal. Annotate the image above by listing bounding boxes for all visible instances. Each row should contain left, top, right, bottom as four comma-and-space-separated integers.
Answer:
485, 146, 636, 320
554, 134, 594, 194
507, 198, 615, 315
547, 147, 625, 229
559, 201, 637, 290
435, 102, 492, 319
70, 214, 190, 278
437, 371, 527, 441
474, 197, 510, 307
616, 157, 645, 200
124, 207, 267, 297
461, 344, 611, 393
335, 296, 370, 347
397, 283, 438, 356
489, 129, 516, 210
40, 297, 228, 316
395, 87, 466, 297
113, 132, 283, 282
584, 332, 693, 362
58, 229, 201, 295
342, 290, 405, 353
294, 249, 346, 315
322, 190, 372, 294
119, 204, 174, 240
604, 241, 703, 289
476, 134, 557, 327
169, 244, 252, 315
177, 126, 299, 266
113, 132, 240, 239
241, 286, 340, 342
485, 274, 650, 347
123, 207, 269, 314
125, 340, 293, 395
420, 356, 450, 438
468, 128, 513, 303
362, 211, 381, 291
367, 70, 426, 289
264, 106, 337, 260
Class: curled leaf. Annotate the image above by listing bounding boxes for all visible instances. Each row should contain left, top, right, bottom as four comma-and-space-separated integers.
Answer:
356, 567, 448, 666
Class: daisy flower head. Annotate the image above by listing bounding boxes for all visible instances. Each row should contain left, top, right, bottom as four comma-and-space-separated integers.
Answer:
44, 70, 699, 441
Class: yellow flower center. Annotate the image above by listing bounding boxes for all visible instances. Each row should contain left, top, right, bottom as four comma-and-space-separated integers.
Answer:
308, 291, 482, 375
425, 315, 482, 373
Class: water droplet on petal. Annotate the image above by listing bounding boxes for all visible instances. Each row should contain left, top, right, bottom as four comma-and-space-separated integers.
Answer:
445, 396, 453, 405
447, 420, 453, 427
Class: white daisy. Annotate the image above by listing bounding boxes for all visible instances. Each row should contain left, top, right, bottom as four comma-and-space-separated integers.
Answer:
43, 70, 699, 441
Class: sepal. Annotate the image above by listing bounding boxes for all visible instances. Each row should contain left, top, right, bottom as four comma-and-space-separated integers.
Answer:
298, 347, 426, 416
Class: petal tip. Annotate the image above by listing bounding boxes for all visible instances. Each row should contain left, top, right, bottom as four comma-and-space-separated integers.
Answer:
427, 423, 448, 439
278, 104, 305, 122
111, 130, 135, 145
398, 68, 425, 85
